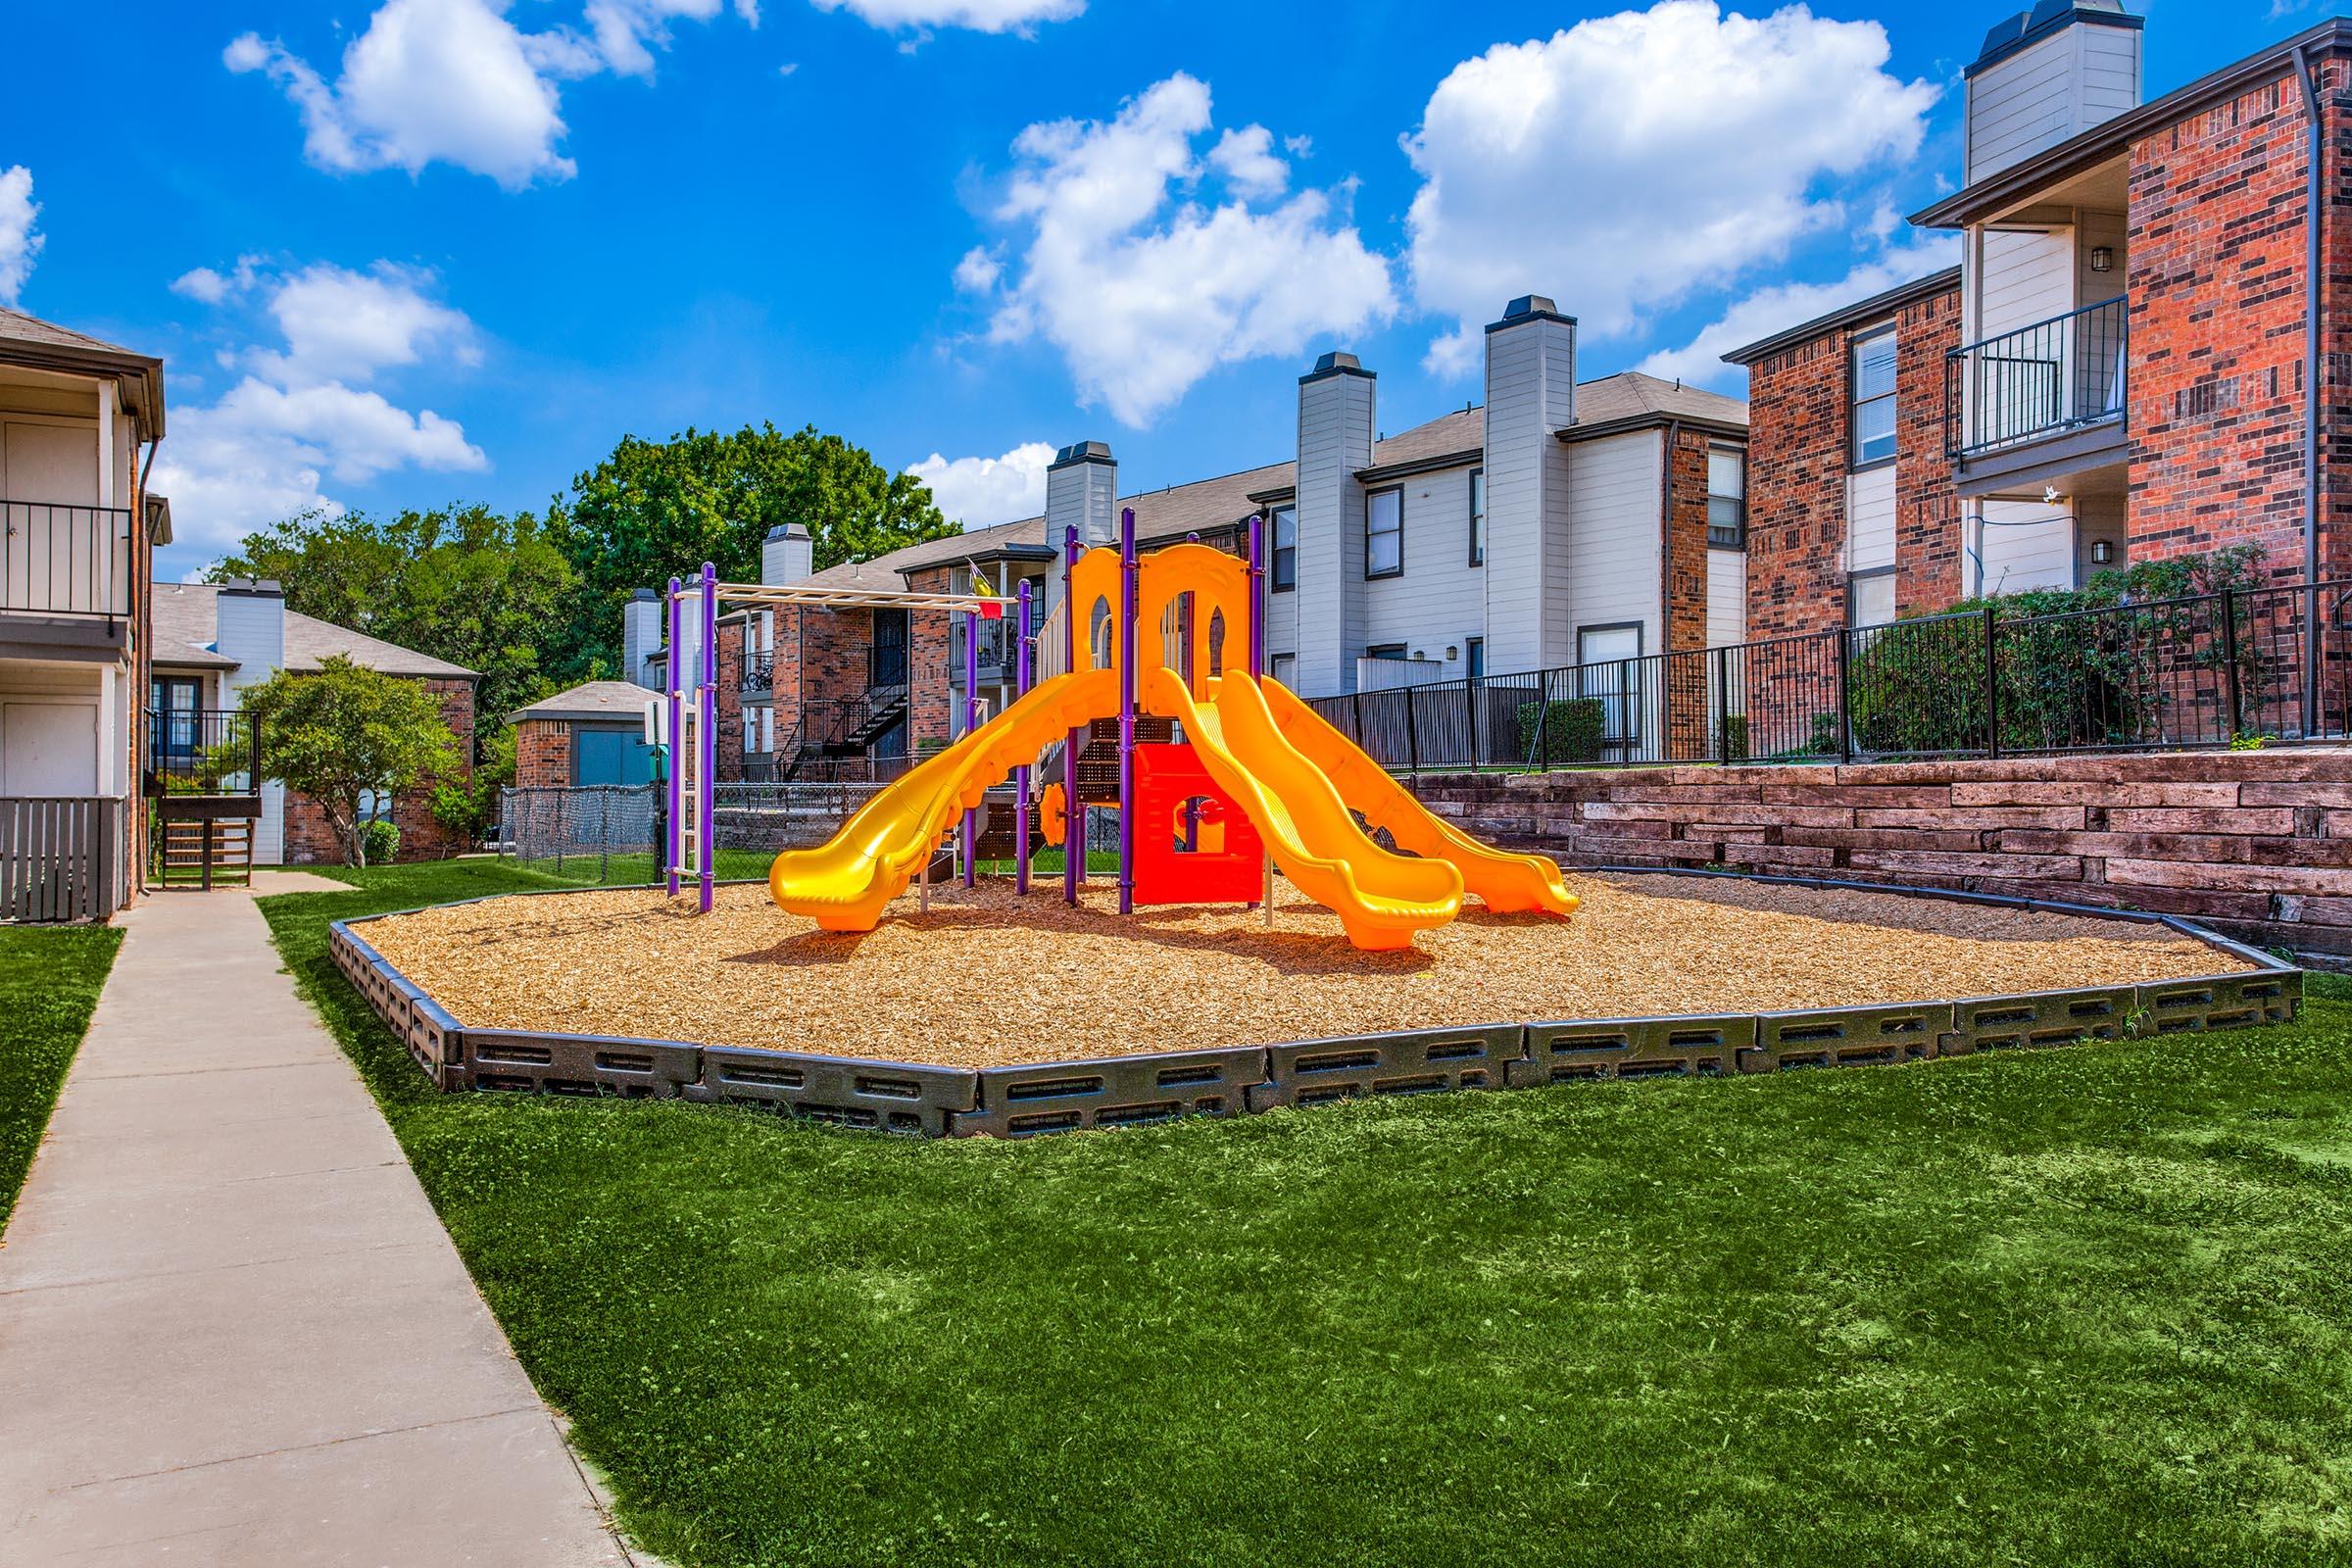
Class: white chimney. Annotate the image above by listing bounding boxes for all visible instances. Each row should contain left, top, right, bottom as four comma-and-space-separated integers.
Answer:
1482, 296, 1578, 679
1964, 1, 2142, 183
1293, 351, 1375, 695
762, 522, 814, 586
1045, 440, 1116, 618
216, 578, 285, 704
621, 589, 665, 689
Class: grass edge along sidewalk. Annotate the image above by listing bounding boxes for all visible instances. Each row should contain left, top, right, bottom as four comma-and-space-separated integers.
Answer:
262, 862, 2352, 1568
0, 925, 123, 1237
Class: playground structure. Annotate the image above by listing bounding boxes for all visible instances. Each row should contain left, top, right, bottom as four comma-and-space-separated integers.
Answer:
669, 510, 1578, 950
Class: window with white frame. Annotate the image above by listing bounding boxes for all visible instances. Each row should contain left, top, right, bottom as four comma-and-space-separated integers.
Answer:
1851, 328, 1897, 466
1269, 652, 1296, 688
1365, 487, 1402, 579
1271, 506, 1297, 591
1706, 446, 1746, 549
1468, 468, 1486, 566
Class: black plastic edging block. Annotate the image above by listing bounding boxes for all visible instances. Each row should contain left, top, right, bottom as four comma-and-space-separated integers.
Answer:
1505, 1013, 1756, 1087
950, 1046, 1268, 1138
1250, 1024, 1523, 1113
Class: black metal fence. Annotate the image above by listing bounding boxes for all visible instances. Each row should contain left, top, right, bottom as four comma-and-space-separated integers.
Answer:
1306, 577, 2352, 774
146, 707, 262, 796
499, 779, 889, 885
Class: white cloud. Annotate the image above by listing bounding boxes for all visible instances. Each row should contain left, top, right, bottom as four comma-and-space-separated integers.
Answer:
953, 246, 1002, 293
977, 74, 1393, 425
1207, 125, 1287, 199
254, 263, 479, 385
1636, 233, 1960, 389
151, 259, 490, 556
227, 0, 753, 187
809, 0, 1082, 32
0, 167, 42, 306
1402, 0, 1938, 371
906, 441, 1054, 527
1282, 133, 1313, 160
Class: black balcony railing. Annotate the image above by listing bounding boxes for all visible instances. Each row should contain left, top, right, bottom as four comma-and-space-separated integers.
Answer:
741, 654, 774, 694
1945, 296, 2128, 460
1305, 577, 2352, 775
2, 500, 136, 618
146, 708, 263, 797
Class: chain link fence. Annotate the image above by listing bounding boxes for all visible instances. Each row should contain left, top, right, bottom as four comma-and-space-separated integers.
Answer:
499, 780, 890, 886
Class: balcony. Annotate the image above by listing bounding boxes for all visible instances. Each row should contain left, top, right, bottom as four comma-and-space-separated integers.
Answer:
2, 500, 135, 619
740, 654, 774, 695
1944, 298, 2127, 491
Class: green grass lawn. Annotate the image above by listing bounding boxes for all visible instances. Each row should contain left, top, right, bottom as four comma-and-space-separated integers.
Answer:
261, 862, 2352, 1568
0, 925, 124, 1235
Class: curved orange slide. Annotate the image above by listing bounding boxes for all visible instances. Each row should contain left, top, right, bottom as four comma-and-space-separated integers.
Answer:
768, 667, 1115, 929
1145, 667, 1462, 951
1258, 679, 1579, 917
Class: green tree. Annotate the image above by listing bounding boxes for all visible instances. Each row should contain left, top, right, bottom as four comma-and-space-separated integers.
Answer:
238, 657, 461, 866
549, 423, 956, 680
209, 504, 576, 728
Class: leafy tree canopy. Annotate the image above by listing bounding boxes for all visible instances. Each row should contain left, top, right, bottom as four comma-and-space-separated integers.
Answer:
209, 504, 576, 727
238, 657, 462, 866
549, 423, 956, 680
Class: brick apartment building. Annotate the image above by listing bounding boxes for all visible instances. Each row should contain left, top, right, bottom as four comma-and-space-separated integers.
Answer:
1729, 4, 2352, 639
571, 294, 1750, 780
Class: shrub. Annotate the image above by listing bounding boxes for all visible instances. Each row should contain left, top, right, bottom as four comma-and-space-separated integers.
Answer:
1719, 713, 1749, 762
360, 818, 401, 866
1516, 698, 1606, 765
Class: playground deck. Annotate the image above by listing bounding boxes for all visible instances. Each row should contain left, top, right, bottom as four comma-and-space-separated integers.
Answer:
357, 873, 2220, 1067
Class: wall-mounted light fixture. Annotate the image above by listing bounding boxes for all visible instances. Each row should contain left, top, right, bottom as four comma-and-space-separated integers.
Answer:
2089, 246, 2114, 273
2090, 539, 2115, 565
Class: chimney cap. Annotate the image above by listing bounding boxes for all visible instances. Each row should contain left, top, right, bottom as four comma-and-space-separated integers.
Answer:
1299, 350, 1375, 385
1049, 439, 1114, 469
764, 522, 812, 542
1486, 296, 1578, 334
633, 587, 659, 602
1969, 0, 2139, 78
219, 577, 284, 598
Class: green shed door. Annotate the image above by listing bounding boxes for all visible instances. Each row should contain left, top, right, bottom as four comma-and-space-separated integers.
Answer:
573, 727, 656, 787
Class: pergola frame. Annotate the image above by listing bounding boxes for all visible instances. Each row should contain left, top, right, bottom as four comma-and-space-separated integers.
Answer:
668, 580, 1006, 615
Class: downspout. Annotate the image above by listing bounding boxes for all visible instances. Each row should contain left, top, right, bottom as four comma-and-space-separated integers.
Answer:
2296, 42, 2326, 737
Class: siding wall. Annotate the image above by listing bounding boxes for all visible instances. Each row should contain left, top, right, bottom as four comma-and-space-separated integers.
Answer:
1845, 462, 1897, 574
1976, 227, 2076, 339
1482, 315, 1578, 677
1359, 461, 1486, 667
1965, 22, 2141, 183
1294, 368, 1376, 695
1565, 429, 1663, 653
1979, 499, 2076, 593
1705, 549, 1745, 648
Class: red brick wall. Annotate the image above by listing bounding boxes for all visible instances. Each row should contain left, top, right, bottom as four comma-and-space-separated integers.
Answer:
714, 619, 745, 781
1664, 427, 1717, 756
1414, 749, 2352, 956
1743, 335, 1848, 638
903, 567, 956, 752
515, 718, 570, 788
2126, 60, 2335, 576
1893, 287, 1963, 611
282, 677, 474, 863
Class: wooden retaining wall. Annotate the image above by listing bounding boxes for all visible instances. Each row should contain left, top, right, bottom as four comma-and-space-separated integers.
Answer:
1411, 749, 2352, 957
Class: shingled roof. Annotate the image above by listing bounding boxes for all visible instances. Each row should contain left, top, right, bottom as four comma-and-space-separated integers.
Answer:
150, 582, 475, 680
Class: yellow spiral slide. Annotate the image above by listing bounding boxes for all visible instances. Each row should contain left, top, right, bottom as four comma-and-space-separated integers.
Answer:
768, 667, 1116, 929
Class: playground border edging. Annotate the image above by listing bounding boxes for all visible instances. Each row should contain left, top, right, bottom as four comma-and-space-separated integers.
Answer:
322, 866, 2305, 1139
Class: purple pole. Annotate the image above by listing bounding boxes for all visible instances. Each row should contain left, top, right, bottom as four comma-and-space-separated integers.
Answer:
665, 576, 683, 897
961, 608, 979, 888
1247, 513, 1265, 681
1117, 506, 1137, 916
1015, 579, 1033, 895
698, 562, 717, 914
1063, 523, 1083, 905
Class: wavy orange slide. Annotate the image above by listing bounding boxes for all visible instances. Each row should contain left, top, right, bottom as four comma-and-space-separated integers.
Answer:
1146, 667, 1462, 951
1258, 678, 1579, 918
768, 667, 1116, 930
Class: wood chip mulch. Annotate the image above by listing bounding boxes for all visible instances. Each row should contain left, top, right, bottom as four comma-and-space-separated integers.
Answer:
355, 873, 2231, 1067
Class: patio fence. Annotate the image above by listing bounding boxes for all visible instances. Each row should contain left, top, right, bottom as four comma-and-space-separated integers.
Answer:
1306, 576, 2352, 775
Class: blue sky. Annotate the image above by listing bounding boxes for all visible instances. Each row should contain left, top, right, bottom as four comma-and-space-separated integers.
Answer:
3, 0, 2278, 579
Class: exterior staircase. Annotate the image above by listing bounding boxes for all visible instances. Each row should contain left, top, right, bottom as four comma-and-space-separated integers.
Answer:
156, 813, 255, 889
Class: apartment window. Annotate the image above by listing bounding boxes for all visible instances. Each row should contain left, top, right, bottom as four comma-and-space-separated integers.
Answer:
1269, 652, 1297, 688
1468, 468, 1486, 566
1366, 486, 1402, 579
1366, 643, 1407, 662
1706, 446, 1746, 549
1464, 637, 1485, 679
1848, 568, 1895, 628
1271, 506, 1297, 592
1851, 328, 1897, 466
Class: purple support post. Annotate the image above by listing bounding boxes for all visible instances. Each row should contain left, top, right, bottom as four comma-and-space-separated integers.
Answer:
698, 562, 717, 914
1015, 579, 1033, 895
1063, 523, 1084, 905
1117, 506, 1137, 916
961, 608, 979, 888
664, 576, 683, 897
1246, 513, 1265, 680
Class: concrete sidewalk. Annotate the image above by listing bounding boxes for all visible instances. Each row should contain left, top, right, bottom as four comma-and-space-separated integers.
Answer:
0, 888, 635, 1566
